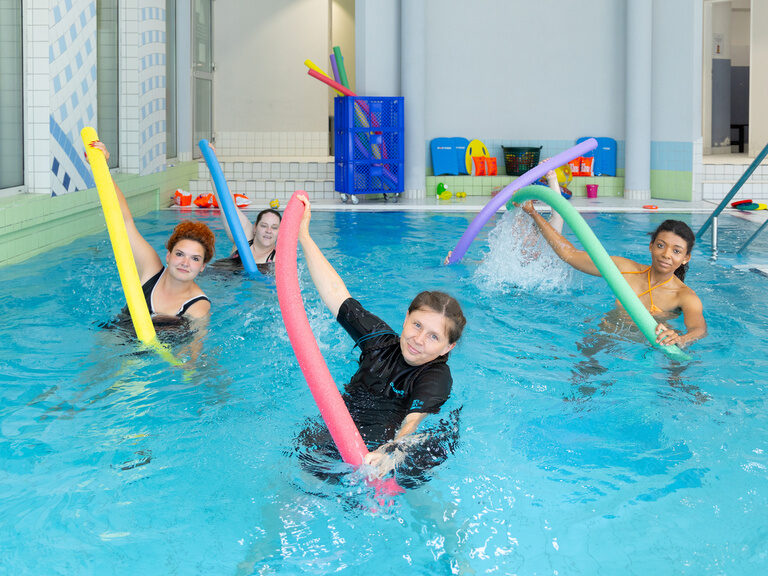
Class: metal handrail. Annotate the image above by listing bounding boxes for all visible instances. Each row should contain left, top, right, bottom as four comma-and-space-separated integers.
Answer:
696, 141, 768, 241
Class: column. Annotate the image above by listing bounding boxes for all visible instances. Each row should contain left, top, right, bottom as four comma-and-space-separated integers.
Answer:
624, 0, 652, 200
401, 0, 425, 198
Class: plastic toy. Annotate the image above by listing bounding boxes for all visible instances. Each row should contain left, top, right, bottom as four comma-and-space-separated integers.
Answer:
465, 139, 490, 174
436, 182, 453, 200
732, 199, 767, 210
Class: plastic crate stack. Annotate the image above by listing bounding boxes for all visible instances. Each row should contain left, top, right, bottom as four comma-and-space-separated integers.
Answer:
334, 96, 404, 199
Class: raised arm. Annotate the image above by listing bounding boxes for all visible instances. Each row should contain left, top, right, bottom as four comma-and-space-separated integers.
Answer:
89, 141, 162, 282
213, 190, 253, 244
521, 200, 636, 276
296, 195, 351, 317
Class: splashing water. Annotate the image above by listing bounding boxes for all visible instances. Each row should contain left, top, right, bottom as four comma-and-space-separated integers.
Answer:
475, 208, 573, 293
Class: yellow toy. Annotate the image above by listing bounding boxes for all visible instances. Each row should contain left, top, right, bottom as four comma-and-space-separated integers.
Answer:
465, 139, 490, 174
270, 198, 280, 209
436, 182, 452, 200
555, 164, 572, 188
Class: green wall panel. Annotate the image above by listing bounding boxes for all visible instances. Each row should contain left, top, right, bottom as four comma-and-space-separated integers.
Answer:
0, 162, 198, 268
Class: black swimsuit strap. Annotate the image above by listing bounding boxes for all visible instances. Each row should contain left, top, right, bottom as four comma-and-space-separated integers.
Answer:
177, 295, 211, 317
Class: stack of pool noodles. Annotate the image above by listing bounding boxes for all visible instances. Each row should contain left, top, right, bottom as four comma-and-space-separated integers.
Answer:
305, 51, 397, 189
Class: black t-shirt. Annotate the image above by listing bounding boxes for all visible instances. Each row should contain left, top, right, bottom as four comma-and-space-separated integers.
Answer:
336, 298, 452, 441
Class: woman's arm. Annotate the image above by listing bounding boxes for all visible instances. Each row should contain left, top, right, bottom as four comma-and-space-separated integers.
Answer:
297, 195, 351, 317
363, 412, 428, 474
655, 289, 707, 347
89, 141, 162, 282
521, 201, 637, 276
215, 194, 254, 245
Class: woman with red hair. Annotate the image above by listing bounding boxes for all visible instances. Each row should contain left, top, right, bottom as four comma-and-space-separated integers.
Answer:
89, 141, 215, 322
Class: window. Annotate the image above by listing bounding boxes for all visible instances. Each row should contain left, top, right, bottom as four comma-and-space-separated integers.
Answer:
0, 0, 23, 191
97, 0, 119, 168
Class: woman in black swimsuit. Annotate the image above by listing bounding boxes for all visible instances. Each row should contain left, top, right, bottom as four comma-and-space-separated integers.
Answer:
88, 141, 215, 323
296, 194, 466, 479
216, 201, 281, 267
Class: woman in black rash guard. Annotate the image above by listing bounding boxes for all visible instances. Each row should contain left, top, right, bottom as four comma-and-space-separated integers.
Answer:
296, 194, 466, 479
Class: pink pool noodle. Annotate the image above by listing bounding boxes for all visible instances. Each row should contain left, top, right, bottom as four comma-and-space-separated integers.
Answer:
330, 54, 341, 84
276, 192, 404, 496
308, 69, 356, 96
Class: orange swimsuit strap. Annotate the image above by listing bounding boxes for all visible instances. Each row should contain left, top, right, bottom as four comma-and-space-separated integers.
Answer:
621, 267, 672, 313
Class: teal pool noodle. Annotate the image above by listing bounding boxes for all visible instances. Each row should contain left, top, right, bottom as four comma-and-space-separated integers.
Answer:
510, 185, 691, 362
333, 46, 349, 89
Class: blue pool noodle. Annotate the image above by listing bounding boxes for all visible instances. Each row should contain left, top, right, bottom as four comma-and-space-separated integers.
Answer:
198, 139, 258, 275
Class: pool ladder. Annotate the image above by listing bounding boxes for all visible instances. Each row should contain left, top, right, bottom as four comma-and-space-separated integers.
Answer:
697, 141, 768, 255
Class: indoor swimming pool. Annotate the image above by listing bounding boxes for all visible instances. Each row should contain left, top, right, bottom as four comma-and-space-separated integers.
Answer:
1, 207, 767, 574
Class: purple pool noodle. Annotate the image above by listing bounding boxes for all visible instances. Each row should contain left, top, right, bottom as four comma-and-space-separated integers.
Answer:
330, 54, 341, 84
446, 138, 598, 264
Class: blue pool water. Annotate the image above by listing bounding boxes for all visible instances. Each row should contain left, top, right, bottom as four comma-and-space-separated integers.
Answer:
1, 208, 768, 574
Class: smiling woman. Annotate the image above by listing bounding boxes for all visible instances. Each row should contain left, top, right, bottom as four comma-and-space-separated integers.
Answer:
88, 141, 215, 322
295, 194, 466, 478
521, 200, 707, 347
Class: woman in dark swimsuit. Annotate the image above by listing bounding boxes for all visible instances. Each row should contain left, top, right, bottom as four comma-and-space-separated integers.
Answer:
296, 194, 466, 479
217, 202, 281, 267
89, 141, 215, 323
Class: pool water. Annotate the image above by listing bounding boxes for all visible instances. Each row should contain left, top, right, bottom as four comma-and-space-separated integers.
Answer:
1, 208, 768, 575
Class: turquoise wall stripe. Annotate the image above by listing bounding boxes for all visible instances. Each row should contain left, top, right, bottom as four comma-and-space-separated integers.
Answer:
650, 141, 692, 171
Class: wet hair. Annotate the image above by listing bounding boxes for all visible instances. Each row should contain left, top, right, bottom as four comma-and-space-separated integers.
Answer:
408, 291, 466, 344
649, 220, 695, 282
166, 220, 216, 263
255, 209, 282, 226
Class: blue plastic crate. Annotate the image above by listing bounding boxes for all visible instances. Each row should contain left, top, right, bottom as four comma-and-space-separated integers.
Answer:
335, 161, 404, 196
335, 96, 404, 132
335, 130, 403, 163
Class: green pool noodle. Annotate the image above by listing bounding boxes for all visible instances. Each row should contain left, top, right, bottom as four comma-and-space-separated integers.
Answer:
333, 46, 350, 89
509, 185, 691, 362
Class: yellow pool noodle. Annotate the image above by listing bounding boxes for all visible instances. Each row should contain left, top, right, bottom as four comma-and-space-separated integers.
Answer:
304, 59, 344, 95
80, 127, 180, 365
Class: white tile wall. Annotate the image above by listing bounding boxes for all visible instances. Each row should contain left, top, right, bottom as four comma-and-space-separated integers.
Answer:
701, 161, 768, 201
213, 131, 330, 157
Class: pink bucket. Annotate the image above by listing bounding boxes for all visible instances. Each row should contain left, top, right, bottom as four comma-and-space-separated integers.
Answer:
586, 184, 598, 198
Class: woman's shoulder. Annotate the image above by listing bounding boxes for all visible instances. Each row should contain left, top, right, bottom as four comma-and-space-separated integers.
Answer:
615, 257, 646, 273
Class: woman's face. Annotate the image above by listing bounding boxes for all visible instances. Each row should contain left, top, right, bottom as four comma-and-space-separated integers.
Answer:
166, 238, 206, 280
649, 231, 690, 275
400, 308, 456, 366
253, 213, 280, 248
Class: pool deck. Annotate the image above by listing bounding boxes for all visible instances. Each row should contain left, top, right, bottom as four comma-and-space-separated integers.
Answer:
265, 194, 761, 218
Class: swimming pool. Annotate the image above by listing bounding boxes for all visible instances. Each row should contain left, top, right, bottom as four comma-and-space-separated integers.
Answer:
1, 208, 767, 574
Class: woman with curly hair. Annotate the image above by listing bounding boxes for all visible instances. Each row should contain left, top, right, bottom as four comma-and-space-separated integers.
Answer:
89, 141, 215, 322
